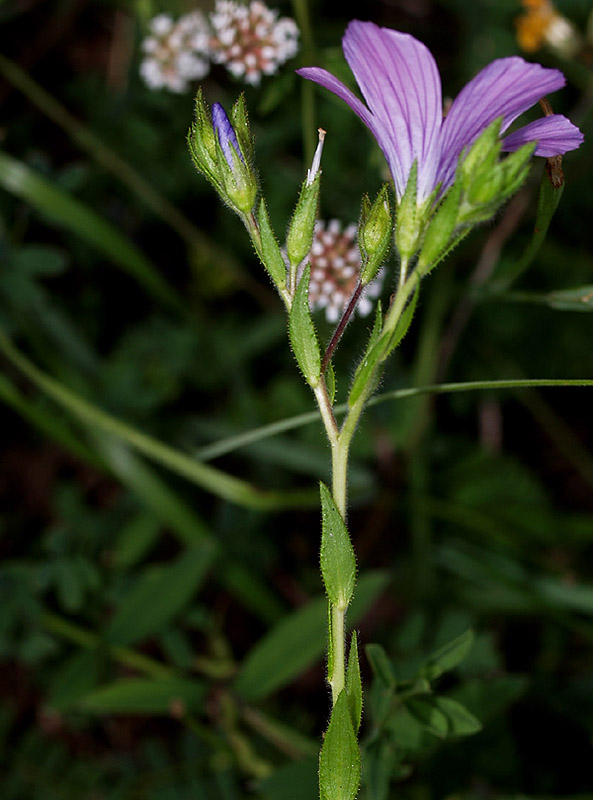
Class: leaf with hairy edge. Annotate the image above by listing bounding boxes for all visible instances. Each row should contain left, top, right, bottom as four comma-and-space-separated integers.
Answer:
289, 265, 321, 387
258, 199, 287, 290
346, 632, 362, 733
319, 482, 356, 608
319, 691, 361, 800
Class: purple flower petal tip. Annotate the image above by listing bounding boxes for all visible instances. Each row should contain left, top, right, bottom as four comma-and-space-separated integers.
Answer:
212, 102, 243, 168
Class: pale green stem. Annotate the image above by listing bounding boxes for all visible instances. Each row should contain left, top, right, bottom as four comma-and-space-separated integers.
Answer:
329, 603, 347, 703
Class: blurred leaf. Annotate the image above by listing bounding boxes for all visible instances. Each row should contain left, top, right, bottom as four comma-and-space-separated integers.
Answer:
0, 149, 180, 308
548, 285, 593, 312
79, 677, 206, 714
405, 697, 449, 738
12, 244, 68, 276
433, 696, 482, 736
106, 545, 215, 646
234, 570, 389, 700
258, 758, 318, 800
422, 629, 475, 680
113, 512, 162, 569
0, 331, 317, 510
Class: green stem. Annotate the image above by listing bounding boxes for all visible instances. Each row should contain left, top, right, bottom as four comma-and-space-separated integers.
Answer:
329, 603, 346, 703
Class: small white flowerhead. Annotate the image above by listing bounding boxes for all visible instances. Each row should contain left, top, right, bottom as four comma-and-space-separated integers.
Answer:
140, 11, 211, 93
306, 221, 385, 324
209, 0, 299, 86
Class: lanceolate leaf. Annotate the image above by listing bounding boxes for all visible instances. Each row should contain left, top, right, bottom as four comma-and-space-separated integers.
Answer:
258, 198, 287, 289
319, 482, 356, 608
289, 265, 321, 387
346, 632, 363, 733
319, 691, 361, 800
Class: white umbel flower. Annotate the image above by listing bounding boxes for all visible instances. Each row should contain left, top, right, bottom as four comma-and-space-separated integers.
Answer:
140, 12, 211, 93
210, 0, 299, 86
306, 220, 385, 324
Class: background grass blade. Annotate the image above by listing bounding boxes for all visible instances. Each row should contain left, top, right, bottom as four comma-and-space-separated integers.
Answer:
0, 149, 181, 308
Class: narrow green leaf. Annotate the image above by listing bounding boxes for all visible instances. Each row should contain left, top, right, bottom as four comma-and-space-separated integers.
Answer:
288, 265, 321, 387
422, 629, 475, 681
234, 570, 389, 701
319, 691, 360, 800
0, 149, 180, 308
79, 677, 206, 715
0, 331, 316, 511
258, 198, 287, 289
434, 696, 482, 736
346, 632, 362, 734
548, 285, 593, 311
319, 483, 356, 607
106, 546, 215, 646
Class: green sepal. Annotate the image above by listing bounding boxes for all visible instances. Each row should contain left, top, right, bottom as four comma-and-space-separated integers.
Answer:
325, 360, 336, 405
319, 482, 356, 608
346, 631, 363, 734
500, 141, 536, 200
319, 691, 361, 800
187, 89, 221, 191
417, 180, 462, 273
230, 93, 254, 163
258, 199, 287, 290
360, 184, 392, 284
348, 301, 383, 408
395, 160, 419, 260
286, 173, 321, 268
216, 135, 257, 215
289, 265, 321, 387
460, 117, 503, 186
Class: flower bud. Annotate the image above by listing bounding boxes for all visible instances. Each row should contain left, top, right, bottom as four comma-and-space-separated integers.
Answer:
359, 184, 391, 284
188, 92, 258, 215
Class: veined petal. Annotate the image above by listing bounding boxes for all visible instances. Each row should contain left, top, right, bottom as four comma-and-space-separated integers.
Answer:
342, 20, 442, 199
502, 114, 584, 156
438, 57, 566, 190
295, 66, 376, 132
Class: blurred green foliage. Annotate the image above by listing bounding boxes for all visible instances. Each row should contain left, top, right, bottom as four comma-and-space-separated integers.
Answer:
1, 0, 593, 797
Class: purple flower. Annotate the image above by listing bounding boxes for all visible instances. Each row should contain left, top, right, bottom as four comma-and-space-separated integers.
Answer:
212, 101, 244, 169
297, 21, 583, 201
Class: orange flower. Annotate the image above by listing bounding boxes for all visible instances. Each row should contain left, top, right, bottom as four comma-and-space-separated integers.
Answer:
516, 0, 580, 56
